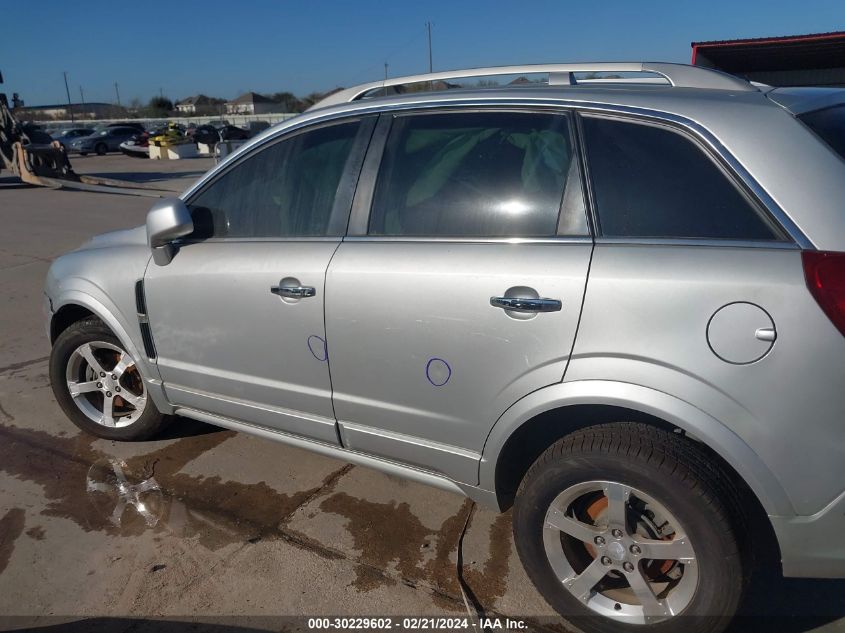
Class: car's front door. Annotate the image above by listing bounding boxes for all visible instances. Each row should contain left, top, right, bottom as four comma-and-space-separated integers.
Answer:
325, 110, 593, 482
144, 116, 374, 443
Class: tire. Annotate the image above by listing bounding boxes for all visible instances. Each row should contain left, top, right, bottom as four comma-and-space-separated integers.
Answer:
80, 152, 88, 156
50, 318, 168, 441
95, 143, 107, 156
513, 422, 745, 633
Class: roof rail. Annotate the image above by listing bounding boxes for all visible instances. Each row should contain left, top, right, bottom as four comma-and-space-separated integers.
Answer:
312, 62, 755, 110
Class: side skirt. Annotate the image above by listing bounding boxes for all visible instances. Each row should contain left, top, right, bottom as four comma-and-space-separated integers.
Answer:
175, 406, 500, 509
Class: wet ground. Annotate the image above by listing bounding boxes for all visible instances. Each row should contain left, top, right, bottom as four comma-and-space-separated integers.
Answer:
1, 155, 843, 632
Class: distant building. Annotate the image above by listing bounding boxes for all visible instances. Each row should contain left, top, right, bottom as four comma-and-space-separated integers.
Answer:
175, 95, 213, 114
225, 92, 276, 115
14, 102, 117, 120
692, 31, 845, 87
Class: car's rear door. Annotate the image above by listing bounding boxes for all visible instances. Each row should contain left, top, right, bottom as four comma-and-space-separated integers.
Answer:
324, 109, 593, 483
144, 116, 374, 443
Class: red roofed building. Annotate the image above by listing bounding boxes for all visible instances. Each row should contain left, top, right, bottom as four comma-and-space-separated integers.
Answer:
692, 31, 845, 87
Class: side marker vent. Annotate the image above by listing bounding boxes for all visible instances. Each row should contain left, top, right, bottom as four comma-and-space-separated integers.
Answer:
134, 279, 157, 359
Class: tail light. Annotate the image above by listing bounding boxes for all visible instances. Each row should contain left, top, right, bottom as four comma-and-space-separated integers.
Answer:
802, 251, 845, 337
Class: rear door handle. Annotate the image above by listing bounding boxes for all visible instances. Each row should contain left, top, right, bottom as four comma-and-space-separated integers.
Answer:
271, 285, 316, 298
490, 297, 562, 313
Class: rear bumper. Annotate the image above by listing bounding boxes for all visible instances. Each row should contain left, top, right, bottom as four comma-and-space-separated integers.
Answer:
772, 490, 845, 578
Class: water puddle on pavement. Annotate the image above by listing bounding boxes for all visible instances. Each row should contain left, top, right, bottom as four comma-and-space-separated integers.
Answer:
0, 508, 26, 575
0, 422, 336, 550
317, 491, 510, 610
0, 420, 515, 610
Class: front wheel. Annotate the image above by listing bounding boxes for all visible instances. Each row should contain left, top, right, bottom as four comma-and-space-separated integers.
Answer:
50, 318, 168, 441
513, 422, 745, 633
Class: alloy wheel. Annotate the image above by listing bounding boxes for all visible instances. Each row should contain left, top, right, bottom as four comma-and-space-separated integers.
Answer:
543, 480, 698, 624
65, 341, 147, 428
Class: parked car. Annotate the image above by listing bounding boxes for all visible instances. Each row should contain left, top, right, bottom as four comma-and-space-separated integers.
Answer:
191, 124, 222, 146
216, 124, 250, 140
52, 128, 95, 148
246, 120, 270, 137
106, 122, 146, 132
68, 126, 140, 155
44, 62, 845, 633
119, 131, 149, 158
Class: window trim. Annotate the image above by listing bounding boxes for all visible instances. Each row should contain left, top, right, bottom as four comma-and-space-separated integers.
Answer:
175, 95, 811, 248
347, 107, 592, 240
576, 111, 792, 245
180, 114, 377, 243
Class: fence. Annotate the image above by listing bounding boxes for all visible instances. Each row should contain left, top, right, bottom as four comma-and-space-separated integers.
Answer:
42, 112, 301, 133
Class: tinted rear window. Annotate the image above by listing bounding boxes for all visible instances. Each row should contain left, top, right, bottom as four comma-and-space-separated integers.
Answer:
582, 117, 782, 241
800, 105, 845, 162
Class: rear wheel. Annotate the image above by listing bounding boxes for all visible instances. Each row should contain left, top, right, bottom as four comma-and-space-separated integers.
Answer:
95, 143, 107, 156
513, 422, 744, 633
50, 318, 167, 441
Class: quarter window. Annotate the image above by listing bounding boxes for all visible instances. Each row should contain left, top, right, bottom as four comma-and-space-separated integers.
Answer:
800, 104, 845, 162
581, 117, 782, 240
188, 120, 360, 238
368, 111, 583, 237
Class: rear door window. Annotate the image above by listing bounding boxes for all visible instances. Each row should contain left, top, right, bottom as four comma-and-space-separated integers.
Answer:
581, 116, 784, 241
368, 111, 585, 237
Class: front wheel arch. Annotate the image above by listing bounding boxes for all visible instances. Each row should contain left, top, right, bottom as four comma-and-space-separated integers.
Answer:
48, 295, 174, 416
50, 304, 95, 343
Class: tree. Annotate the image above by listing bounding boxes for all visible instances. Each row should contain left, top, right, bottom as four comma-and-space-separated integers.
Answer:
298, 88, 343, 110
147, 96, 173, 115
268, 91, 304, 113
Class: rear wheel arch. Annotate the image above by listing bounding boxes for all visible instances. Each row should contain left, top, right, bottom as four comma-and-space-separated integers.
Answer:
490, 402, 782, 569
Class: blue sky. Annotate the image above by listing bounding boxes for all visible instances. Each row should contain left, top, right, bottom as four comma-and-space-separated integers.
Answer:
3, 0, 843, 106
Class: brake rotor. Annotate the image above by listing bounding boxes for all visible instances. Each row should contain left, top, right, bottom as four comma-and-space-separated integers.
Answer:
580, 492, 677, 580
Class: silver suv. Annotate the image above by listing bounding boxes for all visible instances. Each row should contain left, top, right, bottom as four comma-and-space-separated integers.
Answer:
44, 63, 845, 632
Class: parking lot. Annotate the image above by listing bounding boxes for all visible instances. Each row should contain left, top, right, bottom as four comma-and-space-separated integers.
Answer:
1, 154, 843, 632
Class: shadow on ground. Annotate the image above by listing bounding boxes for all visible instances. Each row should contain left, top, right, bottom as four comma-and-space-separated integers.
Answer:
155, 416, 226, 441
729, 571, 845, 633
0, 618, 282, 633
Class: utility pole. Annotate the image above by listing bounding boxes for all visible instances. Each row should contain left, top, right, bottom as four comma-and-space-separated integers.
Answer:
426, 22, 433, 72
79, 86, 85, 111
114, 81, 121, 106
63, 71, 74, 122
384, 62, 389, 81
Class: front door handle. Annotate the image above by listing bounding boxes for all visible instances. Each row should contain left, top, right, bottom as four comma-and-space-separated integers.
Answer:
490, 296, 562, 313
271, 285, 316, 298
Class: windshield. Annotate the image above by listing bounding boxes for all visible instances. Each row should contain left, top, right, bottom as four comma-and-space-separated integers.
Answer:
800, 104, 845, 161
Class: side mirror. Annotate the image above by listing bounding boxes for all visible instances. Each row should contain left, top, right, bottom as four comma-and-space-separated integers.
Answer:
146, 197, 193, 265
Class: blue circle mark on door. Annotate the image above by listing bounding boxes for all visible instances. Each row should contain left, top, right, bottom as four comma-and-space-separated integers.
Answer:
426, 358, 451, 387
307, 335, 328, 362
